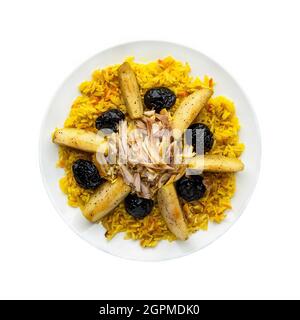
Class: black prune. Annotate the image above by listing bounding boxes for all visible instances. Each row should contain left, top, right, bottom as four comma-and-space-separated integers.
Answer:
95, 109, 125, 132
72, 159, 104, 189
186, 123, 214, 154
144, 87, 176, 112
176, 175, 206, 202
124, 194, 154, 219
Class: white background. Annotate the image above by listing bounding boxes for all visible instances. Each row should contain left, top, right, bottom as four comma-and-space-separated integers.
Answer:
0, 0, 299, 300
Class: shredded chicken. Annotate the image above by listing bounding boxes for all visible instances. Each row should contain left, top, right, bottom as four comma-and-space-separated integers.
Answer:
95, 110, 195, 198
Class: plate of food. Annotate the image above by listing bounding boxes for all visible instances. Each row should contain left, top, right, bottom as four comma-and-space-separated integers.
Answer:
39, 41, 261, 261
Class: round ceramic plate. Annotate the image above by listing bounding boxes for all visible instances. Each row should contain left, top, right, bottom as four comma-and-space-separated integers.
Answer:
39, 41, 261, 261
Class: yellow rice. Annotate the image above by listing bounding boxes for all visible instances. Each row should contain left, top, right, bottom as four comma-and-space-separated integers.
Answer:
57, 57, 244, 247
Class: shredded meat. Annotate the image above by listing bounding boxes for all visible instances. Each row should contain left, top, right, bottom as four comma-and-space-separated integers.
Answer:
95, 110, 195, 198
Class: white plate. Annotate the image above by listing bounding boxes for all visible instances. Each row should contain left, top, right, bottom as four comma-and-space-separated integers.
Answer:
39, 41, 261, 261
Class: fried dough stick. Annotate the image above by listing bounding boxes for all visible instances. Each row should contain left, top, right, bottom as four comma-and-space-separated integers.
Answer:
157, 183, 189, 240
188, 155, 244, 173
172, 89, 213, 136
83, 177, 131, 222
53, 128, 108, 153
118, 62, 144, 119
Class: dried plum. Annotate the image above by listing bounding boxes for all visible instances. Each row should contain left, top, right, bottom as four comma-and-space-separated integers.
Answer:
95, 109, 125, 132
144, 87, 176, 112
124, 194, 154, 219
176, 175, 206, 202
72, 159, 104, 189
186, 123, 214, 154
